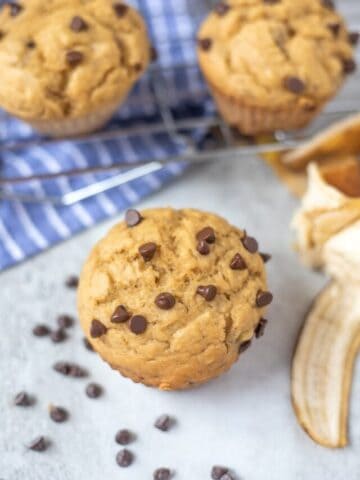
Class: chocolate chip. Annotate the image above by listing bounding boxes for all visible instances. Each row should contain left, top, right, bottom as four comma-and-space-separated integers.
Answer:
125, 209, 143, 227
115, 429, 133, 445
26, 40, 35, 49
134, 62, 142, 73
90, 319, 107, 338
66, 50, 84, 67
197, 285, 217, 301
241, 234, 258, 253
211, 466, 229, 480
239, 340, 252, 354
196, 226, 215, 244
8, 2, 22, 17
139, 242, 157, 261
327, 22, 340, 36
154, 468, 172, 480
57, 314, 74, 329
256, 290, 273, 307
198, 37, 212, 51
343, 58, 356, 74
155, 293, 176, 310
283, 76, 306, 94
50, 406, 68, 423
86, 383, 103, 399
214, 2, 230, 15
32, 324, 50, 337
255, 318, 268, 338
53, 361, 88, 378
263, 0, 281, 4
322, 0, 335, 9
260, 252, 272, 263
348, 32, 359, 46
83, 337, 94, 352
129, 315, 147, 334
197, 240, 210, 255
14, 392, 33, 407
65, 275, 79, 289
27, 436, 48, 452
150, 46, 158, 62
230, 253, 247, 270
116, 449, 134, 467
113, 3, 128, 17
154, 414, 172, 432
70, 16, 88, 32
111, 305, 131, 324
50, 329, 67, 344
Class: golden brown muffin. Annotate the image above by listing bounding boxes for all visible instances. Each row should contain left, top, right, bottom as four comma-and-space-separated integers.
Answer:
78, 208, 273, 390
198, 0, 356, 135
0, 0, 151, 136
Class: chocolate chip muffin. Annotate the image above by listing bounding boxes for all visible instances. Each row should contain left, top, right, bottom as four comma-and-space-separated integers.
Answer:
78, 208, 273, 390
0, 0, 151, 136
198, 0, 356, 135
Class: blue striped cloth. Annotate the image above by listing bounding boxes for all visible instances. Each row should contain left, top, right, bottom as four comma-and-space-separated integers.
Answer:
0, 0, 212, 270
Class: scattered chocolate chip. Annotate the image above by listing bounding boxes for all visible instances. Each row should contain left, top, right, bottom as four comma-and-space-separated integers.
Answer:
197, 285, 217, 301
57, 314, 74, 329
139, 242, 157, 261
343, 58, 356, 74
196, 226, 215, 244
214, 2, 230, 15
32, 324, 50, 337
116, 449, 134, 467
150, 46, 158, 62
241, 234, 259, 253
53, 361, 88, 378
50, 328, 67, 344
134, 62, 142, 72
70, 16, 88, 32
263, 0, 281, 4
83, 337, 94, 352
327, 22, 340, 36
66, 50, 84, 67
14, 391, 33, 407
239, 340, 252, 354
230, 253, 247, 270
255, 318, 268, 338
8, 2, 22, 17
26, 40, 35, 49
0, 31, 4, 40
86, 383, 103, 399
27, 436, 48, 452
111, 305, 131, 324
115, 429, 133, 445
90, 319, 107, 338
256, 290, 273, 307
155, 414, 172, 432
65, 275, 79, 289
50, 406, 68, 423
113, 3, 128, 17
348, 32, 359, 46
211, 466, 229, 480
197, 240, 210, 255
154, 468, 172, 480
283, 76, 306, 94
125, 209, 143, 227
260, 252, 272, 263
198, 37, 212, 51
129, 315, 147, 335
322, 0, 335, 9
155, 293, 176, 310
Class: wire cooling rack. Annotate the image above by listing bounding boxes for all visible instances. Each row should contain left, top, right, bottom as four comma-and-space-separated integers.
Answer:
0, 0, 359, 205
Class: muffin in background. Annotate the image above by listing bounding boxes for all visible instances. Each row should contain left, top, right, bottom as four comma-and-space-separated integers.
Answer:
198, 0, 357, 135
0, 0, 151, 137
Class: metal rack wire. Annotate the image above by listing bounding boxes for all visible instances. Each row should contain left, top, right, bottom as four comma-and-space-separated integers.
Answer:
0, 0, 359, 205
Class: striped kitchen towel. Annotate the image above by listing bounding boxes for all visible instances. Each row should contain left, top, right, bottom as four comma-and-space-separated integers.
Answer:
0, 0, 212, 270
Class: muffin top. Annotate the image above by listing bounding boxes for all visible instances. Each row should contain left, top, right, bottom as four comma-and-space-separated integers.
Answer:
198, 0, 356, 110
0, 0, 151, 120
78, 208, 271, 389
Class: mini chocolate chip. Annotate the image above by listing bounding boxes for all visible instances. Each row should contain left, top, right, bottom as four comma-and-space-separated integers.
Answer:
57, 314, 74, 329
155, 414, 172, 432
343, 58, 356, 74
255, 318, 268, 338
113, 3, 128, 17
0, 31, 4, 40
26, 40, 35, 49
111, 305, 131, 324
115, 429, 133, 445
260, 252, 272, 263
125, 209, 143, 227
86, 383, 103, 399
256, 290, 273, 307
32, 324, 50, 337
196, 226, 215, 244
211, 466, 229, 480
50, 328, 67, 344
239, 340, 252, 354
70, 16, 88, 32
14, 392, 33, 407
129, 315, 147, 334
65, 275, 79, 289
242, 234, 259, 253
90, 319, 107, 338
230, 253, 247, 270
134, 62, 142, 72
27, 436, 48, 452
53, 361, 88, 378
154, 468, 172, 480
263, 0, 281, 3
49, 406, 68, 423
322, 0, 335, 9
139, 242, 157, 261
283, 76, 306, 94
197, 285, 217, 301
116, 449, 133, 467
66, 50, 84, 67
214, 2, 230, 15
155, 292, 176, 310
83, 337, 94, 352
198, 37, 212, 51
197, 240, 210, 255
150, 46, 158, 62
327, 22, 340, 36
8, 2, 22, 17
348, 32, 359, 46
